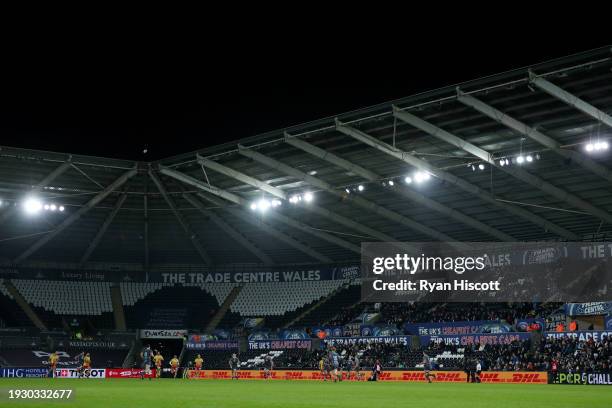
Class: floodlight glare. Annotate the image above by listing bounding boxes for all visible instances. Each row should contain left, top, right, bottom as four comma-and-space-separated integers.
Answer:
59, 206, 65, 212
388, 180, 394, 186
526, 155, 533, 162
250, 203, 257, 210
257, 199, 270, 212
414, 172, 430, 183
50, 204, 57, 211
516, 156, 525, 164
478, 164, 485, 170
23, 197, 43, 215
357, 185, 364, 192
404, 176, 412, 184
303, 192, 313, 202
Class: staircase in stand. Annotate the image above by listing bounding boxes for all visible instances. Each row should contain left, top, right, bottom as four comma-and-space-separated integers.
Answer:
111, 284, 127, 331
4, 280, 47, 331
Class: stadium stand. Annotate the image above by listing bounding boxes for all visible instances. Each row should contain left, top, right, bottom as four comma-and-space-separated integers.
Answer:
229, 280, 348, 317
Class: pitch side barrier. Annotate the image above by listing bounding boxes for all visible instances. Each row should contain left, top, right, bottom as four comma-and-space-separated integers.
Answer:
184, 369, 547, 383
1, 368, 556, 384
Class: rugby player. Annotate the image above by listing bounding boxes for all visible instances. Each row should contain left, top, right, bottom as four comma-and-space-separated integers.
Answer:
48, 351, 59, 378
353, 354, 363, 381
229, 353, 240, 379
422, 352, 436, 383
80, 352, 91, 378
153, 351, 164, 378
318, 357, 325, 380
194, 354, 204, 370
329, 347, 341, 382
169, 355, 180, 378
263, 355, 274, 379
140, 344, 153, 380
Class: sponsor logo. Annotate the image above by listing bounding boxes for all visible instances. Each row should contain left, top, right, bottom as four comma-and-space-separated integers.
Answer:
554, 372, 612, 385
140, 329, 187, 339
0, 368, 48, 378
55, 368, 106, 378
183, 370, 545, 383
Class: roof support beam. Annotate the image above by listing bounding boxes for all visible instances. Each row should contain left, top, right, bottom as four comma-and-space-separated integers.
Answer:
237, 145, 465, 245
197, 156, 397, 242
198, 155, 287, 199
0, 161, 72, 226
182, 193, 276, 266
14, 168, 138, 264
79, 193, 127, 266
336, 120, 579, 240
149, 170, 212, 265
529, 72, 612, 129
458, 92, 612, 184
394, 109, 612, 225
286, 136, 515, 241
159, 166, 338, 262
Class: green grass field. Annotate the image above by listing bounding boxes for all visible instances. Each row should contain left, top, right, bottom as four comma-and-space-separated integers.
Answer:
0, 379, 609, 408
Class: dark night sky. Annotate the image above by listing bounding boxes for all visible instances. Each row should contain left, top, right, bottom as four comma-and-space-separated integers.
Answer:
1, 41, 606, 161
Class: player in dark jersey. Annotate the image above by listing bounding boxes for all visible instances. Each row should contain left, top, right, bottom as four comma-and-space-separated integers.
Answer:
329, 348, 341, 382
422, 352, 436, 383
263, 355, 274, 379
140, 345, 153, 380
229, 353, 240, 380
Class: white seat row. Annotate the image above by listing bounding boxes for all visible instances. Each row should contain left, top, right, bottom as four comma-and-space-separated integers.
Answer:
230, 280, 348, 316
0, 279, 13, 299
12, 279, 113, 315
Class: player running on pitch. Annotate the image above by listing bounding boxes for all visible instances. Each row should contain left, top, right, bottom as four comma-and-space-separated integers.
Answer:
79, 352, 92, 378
329, 347, 341, 382
153, 351, 164, 378
422, 352, 436, 383
48, 351, 59, 378
229, 353, 240, 379
140, 344, 153, 380
194, 354, 204, 370
263, 355, 274, 379
169, 355, 180, 378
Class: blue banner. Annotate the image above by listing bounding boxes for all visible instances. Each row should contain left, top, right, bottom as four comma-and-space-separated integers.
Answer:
545, 331, 612, 342
606, 316, 612, 331
279, 329, 309, 340
360, 324, 400, 337
186, 336, 239, 350
515, 318, 546, 332
0, 368, 49, 378
420, 332, 531, 346
404, 320, 510, 336
564, 302, 612, 316
248, 340, 312, 350
323, 335, 411, 346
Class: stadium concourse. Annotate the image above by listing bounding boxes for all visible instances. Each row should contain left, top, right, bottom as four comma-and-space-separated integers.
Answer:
0, 46, 611, 393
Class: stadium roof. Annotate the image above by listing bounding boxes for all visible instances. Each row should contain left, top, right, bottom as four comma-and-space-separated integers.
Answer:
1, 46, 612, 270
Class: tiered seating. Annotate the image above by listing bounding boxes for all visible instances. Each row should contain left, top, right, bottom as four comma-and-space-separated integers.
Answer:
120, 282, 170, 306
123, 285, 224, 330
184, 283, 239, 305
230, 280, 347, 317
295, 282, 360, 327
13, 280, 113, 315
0, 279, 13, 299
